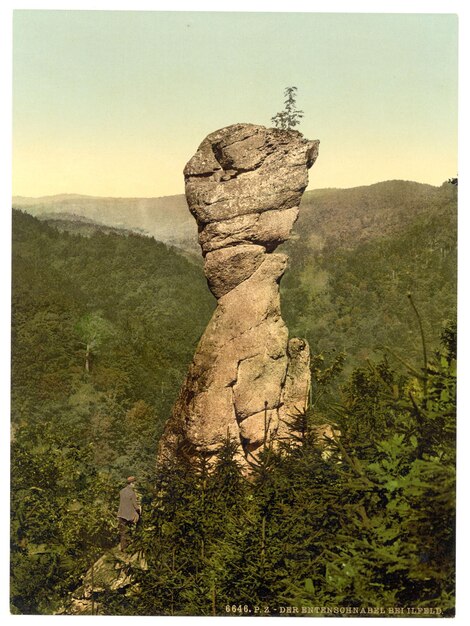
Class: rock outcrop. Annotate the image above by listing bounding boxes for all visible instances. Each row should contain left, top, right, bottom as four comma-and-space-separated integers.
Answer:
59, 548, 147, 615
158, 123, 319, 470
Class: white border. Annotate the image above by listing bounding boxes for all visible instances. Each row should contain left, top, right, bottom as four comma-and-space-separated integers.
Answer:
1, 2, 468, 625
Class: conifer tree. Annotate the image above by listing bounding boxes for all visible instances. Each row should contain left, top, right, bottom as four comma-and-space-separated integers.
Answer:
271, 86, 304, 130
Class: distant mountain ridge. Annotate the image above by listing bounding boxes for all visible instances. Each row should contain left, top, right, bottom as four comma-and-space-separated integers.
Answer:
13, 192, 196, 251
297, 180, 453, 251
35, 212, 145, 238
13, 180, 453, 255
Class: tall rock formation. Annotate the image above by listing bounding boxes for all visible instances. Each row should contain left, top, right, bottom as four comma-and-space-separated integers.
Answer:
158, 123, 319, 470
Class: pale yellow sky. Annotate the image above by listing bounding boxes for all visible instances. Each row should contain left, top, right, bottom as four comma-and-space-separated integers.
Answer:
13, 11, 458, 197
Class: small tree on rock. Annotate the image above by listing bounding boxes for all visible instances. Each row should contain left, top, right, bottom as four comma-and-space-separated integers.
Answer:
271, 86, 304, 130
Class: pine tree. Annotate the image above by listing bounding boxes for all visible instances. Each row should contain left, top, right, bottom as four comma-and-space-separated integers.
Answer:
271, 86, 304, 130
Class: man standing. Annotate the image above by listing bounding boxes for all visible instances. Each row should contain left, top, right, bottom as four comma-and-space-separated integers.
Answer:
117, 476, 141, 551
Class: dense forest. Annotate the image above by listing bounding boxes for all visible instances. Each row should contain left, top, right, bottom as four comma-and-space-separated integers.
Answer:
282, 180, 457, 376
10, 180, 457, 615
10, 211, 215, 612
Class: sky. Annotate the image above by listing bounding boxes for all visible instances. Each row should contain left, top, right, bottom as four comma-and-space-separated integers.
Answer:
12, 9, 458, 198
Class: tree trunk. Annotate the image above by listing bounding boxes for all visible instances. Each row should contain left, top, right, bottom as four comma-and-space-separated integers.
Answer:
211, 581, 216, 616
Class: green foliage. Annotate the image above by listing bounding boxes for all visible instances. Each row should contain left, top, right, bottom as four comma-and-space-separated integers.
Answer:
94, 330, 454, 616
11, 209, 214, 456
10, 424, 117, 613
281, 181, 457, 378
271, 86, 304, 130
11, 202, 456, 615
289, 328, 456, 613
10, 210, 215, 613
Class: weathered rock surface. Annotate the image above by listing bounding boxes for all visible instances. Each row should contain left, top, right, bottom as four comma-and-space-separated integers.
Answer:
60, 548, 147, 615
158, 123, 319, 470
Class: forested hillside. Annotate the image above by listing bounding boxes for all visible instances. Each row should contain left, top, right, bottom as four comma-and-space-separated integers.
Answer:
282, 180, 457, 375
13, 193, 196, 251
11, 211, 217, 612
10, 180, 457, 614
15, 180, 457, 377
11, 210, 215, 459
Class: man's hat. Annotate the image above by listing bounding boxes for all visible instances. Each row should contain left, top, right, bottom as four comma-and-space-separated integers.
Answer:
127, 476, 136, 483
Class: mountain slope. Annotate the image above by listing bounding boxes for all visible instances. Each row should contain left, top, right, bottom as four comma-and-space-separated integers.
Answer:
36, 212, 145, 238
282, 180, 457, 374
14, 180, 454, 254
13, 180, 457, 374
295, 180, 454, 249
10, 181, 457, 614
13, 193, 196, 251
11, 210, 215, 449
